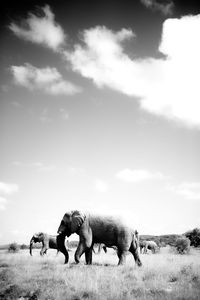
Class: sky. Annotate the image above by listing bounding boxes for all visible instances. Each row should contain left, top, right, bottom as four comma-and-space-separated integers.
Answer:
0, 0, 200, 244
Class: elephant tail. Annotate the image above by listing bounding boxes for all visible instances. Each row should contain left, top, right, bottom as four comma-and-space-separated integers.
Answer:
132, 230, 140, 250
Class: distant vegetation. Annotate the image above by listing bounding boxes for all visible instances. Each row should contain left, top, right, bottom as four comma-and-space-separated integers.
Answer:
185, 228, 200, 247
8, 242, 19, 253
140, 234, 181, 247
175, 237, 190, 254
1, 228, 199, 252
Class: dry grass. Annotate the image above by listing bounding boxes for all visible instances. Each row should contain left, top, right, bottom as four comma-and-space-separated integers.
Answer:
0, 247, 200, 299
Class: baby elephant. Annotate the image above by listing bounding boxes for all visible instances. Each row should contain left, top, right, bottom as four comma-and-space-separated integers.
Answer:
29, 232, 69, 263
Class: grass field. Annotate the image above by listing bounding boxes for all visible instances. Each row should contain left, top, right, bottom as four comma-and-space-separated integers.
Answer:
0, 246, 200, 300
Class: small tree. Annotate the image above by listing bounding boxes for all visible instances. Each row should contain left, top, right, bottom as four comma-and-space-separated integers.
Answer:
20, 244, 28, 250
175, 237, 190, 254
185, 228, 200, 247
8, 242, 19, 253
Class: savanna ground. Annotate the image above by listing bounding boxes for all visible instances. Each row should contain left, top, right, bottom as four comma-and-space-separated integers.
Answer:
0, 246, 200, 300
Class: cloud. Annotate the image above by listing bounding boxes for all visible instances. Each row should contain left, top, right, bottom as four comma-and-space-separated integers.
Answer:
11, 63, 81, 95
140, 0, 174, 16
9, 5, 65, 51
169, 182, 200, 201
67, 167, 85, 176
0, 182, 19, 210
0, 197, 7, 210
116, 169, 164, 183
65, 15, 200, 129
64, 27, 139, 96
0, 182, 19, 194
13, 161, 55, 172
94, 179, 108, 192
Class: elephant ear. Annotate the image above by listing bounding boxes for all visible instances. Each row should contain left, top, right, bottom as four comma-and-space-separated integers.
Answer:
71, 210, 86, 233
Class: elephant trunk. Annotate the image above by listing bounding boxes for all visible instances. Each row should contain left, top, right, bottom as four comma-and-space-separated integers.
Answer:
29, 237, 34, 256
56, 234, 69, 264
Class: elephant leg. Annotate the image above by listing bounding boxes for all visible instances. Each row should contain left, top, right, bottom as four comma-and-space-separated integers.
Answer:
74, 242, 86, 264
85, 247, 93, 265
60, 249, 69, 264
129, 243, 142, 267
40, 247, 47, 256
117, 249, 127, 265
103, 246, 107, 253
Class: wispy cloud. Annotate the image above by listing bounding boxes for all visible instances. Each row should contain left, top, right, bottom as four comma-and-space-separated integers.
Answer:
9, 5, 65, 51
67, 166, 85, 176
169, 182, 200, 201
0, 182, 19, 210
0, 182, 19, 194
140, 0, 174, 16
12, 161, 56, 172
0, 197, 7, 211
94, 179, 109, 192
65, 14, 200, 129
116, 169, 164, 183
11, 63, 81, 96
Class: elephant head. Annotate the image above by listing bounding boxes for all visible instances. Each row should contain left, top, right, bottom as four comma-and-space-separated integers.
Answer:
57, 210, 86, 237
29, 232, 44, 255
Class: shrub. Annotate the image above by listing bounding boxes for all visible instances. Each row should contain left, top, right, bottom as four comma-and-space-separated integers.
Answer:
185, 228, 200, 247
175, 237, 190, 254
20, 244, 28, 250
8, 242, 19, 253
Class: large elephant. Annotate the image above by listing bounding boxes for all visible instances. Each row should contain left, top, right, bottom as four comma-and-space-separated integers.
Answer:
29, 232, 69, 263
139, 240, 158, 254
57, 210, 142, 266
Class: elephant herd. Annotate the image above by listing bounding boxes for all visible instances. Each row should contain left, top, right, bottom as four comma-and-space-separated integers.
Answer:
30, 210, 160, 266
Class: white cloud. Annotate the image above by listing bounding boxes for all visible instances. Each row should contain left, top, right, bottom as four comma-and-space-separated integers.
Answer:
140, 0, 174, 16
9, 5, 65, 51
169, 182, 200, 201
65, 15, 200, 129
0, 182, 19, 195
64, 27, 140, 96
12, 161, 55, 172
116, 169, 164, 183
67, 167, 85, 176
0, 182, 19, 211
0, 197, 7, 210
94, 179, 108, 192
11, 63, 81, 96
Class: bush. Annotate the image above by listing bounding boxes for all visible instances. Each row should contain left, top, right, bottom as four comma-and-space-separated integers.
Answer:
20, 244, 28, 250
175, 237, 190, 254
185, 228, 200, 247
8, 242, 19, 253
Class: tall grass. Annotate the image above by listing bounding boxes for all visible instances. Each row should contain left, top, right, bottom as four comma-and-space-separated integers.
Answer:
0, 247, 200, 299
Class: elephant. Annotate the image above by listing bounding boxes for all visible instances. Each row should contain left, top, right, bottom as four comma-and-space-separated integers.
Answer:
29, 232, 69, 263
57, 210, 142, 266
139, 240, 158, 254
